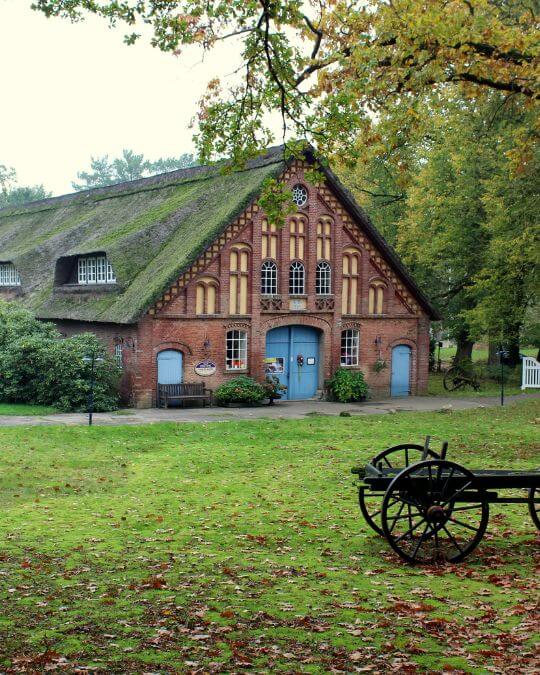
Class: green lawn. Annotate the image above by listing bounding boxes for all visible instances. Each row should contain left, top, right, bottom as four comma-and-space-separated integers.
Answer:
1, 401, 538, 672
0, 402, 58, 416
427, 372, 525, 398
438, 345, 537, 363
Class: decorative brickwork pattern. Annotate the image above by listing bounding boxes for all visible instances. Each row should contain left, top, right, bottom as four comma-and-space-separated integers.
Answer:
317, 184, 419, 315
148, 203, 260, 315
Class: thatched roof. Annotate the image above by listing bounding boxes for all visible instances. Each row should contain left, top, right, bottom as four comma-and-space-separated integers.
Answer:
0, 148, 285, 324
0, 145, 439, 323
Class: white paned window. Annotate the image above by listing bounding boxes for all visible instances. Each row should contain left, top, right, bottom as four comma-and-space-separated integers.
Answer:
78, 258, 87, 284
77, 255, 116, 285
316, 261, 332, 295
292, 184, 308, 207
114, 344, 123, 367
106, 260, 116, 283
261, 260, 278, 295
341, 329, 359, 366
226, 330, 248, 370
289, 261, 305, 295
0, 262, 21, 286
96, 256, 107, 283
87, 257, 97, 283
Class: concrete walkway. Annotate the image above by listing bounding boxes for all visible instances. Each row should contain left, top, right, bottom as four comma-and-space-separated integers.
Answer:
0, 392, 538, 427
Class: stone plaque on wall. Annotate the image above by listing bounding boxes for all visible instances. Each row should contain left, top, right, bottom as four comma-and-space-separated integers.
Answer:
289, 298, 307, 311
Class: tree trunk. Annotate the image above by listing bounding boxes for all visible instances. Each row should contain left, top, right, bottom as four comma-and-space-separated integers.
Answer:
454, 336, 474, 364
488, 341, 499, 366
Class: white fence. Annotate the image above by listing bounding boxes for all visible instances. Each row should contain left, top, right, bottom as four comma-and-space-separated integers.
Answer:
521, 356, 540, 389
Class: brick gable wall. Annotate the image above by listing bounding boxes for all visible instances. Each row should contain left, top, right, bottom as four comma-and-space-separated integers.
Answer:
125, 161, 430, 407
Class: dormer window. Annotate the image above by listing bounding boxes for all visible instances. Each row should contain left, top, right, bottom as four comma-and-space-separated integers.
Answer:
77, 255, 116, 285
0, 262, 21, 286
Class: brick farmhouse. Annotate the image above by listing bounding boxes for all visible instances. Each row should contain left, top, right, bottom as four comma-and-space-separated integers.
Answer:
0, 146, 439, 407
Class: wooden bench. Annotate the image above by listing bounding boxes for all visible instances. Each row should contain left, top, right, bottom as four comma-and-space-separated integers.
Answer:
157, 382, 213, 408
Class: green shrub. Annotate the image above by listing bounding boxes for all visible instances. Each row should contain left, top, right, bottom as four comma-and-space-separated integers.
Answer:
327, 368, 369, 403
0, 301, 121, 412
214, 376, 266, 406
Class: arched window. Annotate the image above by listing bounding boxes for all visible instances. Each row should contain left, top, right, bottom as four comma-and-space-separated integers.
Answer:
289, 261, 305, 295
316, 261, 332, 295
261, 218, 279, 259
229, 245, 250, 314
261, 260, 278, 296
226, 330, 248, 370
289, 215, 307, 260
369, 281, 386, 315
341, 329, 359, 366
342, 248, 361, 315
317, 217, 332, 261
195, 277, 218, 315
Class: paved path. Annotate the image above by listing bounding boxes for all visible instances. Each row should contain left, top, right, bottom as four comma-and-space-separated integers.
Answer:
0, 393, 538, 427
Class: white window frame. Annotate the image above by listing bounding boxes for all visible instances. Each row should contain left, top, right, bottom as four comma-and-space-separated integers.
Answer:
292, 184, 308, 207
289, 261, 305, 295
226, 330, 248, 371
77, 255, 116, 285
316, 261, 332, 295
261, 260, 278, 296
341, 329, 359, 367
0, 262, 21, 286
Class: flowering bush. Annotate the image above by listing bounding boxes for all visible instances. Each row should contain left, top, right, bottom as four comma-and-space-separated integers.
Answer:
214, 376, 266, 406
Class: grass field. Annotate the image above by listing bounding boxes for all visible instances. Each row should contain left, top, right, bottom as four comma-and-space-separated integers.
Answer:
1, 400, 538, 672
0, 403, 58, 416
437, 346, 537, 363
426, 373, 525, 398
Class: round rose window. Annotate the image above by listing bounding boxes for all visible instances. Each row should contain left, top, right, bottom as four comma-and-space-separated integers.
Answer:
292, 184, 308, 207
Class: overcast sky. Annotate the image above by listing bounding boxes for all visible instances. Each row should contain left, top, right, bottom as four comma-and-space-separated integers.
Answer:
0, 0, 254, 195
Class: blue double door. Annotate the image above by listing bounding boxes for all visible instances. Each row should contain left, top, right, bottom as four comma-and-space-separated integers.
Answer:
265, 326, 320, 400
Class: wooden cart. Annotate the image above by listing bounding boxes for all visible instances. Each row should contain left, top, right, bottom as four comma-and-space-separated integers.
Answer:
352, 438, 539, 563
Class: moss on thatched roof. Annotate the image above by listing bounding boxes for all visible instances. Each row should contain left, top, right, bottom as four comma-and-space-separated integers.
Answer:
0, 148, 285, 324
0, 145, 439, 323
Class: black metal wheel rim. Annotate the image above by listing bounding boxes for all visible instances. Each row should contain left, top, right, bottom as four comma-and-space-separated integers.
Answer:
359, 444, 438, 536
381, 460, 489, 564
528, 486, 540, 530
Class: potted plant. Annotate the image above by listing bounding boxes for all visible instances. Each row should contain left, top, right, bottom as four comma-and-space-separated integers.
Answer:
262, 375, 287, 405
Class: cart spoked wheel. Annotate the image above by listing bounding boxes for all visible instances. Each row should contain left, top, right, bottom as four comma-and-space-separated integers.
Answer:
359, 444, 438, 536
528, 486, 540, 530
381, 460, 489, 563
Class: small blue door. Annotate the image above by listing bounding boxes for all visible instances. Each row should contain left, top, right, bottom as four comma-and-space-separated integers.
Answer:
391, 345, 411, 397
265, 326, 320, 400
157, 350, 183, 385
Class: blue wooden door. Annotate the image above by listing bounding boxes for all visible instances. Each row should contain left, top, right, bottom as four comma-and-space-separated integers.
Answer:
265, 326, 320, 400
157, 350, 183, 385
391, 345, 411, 396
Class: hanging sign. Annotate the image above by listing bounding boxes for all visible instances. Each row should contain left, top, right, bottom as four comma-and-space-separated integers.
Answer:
194, 360, 216, 377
